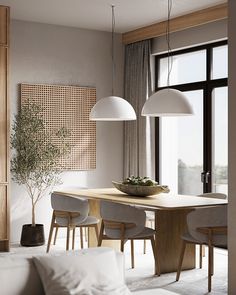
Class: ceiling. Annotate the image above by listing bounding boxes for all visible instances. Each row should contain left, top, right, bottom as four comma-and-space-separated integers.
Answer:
0, 0, 227, 33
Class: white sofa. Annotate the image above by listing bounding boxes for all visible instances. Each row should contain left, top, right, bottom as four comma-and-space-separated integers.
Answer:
0, 247, 177, 295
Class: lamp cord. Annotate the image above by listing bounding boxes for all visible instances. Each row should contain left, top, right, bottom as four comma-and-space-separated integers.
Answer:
111, 5, 115, 96
166, 0, 173, 88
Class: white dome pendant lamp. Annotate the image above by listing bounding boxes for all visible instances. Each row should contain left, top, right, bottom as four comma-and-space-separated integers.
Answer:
142, 0, 193, 117
90, 5, 136, 121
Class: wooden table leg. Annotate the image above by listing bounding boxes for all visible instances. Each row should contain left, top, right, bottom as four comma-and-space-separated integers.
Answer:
88, 199, 120, 250
155, 209, 195, 274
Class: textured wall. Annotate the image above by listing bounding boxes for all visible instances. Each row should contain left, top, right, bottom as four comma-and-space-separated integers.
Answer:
10, 20, 124, 242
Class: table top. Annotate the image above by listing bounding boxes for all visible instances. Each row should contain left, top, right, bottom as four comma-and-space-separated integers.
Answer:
54, 188, 228, 210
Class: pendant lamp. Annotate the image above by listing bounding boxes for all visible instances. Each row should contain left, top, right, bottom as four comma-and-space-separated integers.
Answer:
90, 6, 136, 121
142, 0, 193, 117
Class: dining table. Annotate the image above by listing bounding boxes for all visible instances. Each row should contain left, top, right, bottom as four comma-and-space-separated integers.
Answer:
54, 187, 227, 274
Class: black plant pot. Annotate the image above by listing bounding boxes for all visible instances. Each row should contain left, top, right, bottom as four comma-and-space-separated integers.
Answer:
20, 224, 45, 247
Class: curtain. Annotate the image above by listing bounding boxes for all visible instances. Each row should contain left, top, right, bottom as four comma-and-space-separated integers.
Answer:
124, 40, 155, 178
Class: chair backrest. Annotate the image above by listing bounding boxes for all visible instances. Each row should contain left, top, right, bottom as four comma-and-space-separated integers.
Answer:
198, 192, 227, 200
187, 205, 227, 246
51, 193, 89, 226
100, 201, 146, 239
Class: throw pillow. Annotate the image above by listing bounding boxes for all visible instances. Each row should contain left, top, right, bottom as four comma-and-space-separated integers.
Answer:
33, 248, 131, 295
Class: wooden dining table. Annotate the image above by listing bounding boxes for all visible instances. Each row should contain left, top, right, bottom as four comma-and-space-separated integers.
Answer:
54, 188, 227, 274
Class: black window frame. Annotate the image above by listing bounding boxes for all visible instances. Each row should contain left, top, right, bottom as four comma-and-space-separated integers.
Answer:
155, 40, 228, 192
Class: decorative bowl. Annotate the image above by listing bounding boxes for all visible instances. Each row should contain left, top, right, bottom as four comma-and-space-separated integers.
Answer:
112, 181, 170, 197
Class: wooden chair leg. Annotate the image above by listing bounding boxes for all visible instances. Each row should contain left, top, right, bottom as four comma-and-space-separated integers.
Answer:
143, 239, 146, 254
66, 226, 70, 251
120, 239, 125, 252
46, 214, 55, 253
199, 244, 203, 269
97, 221, 104, 247
80, 227, 84, 249
53, 227, 58, 245
120, 224, 125, 252
72, 228, 75, 250
143, 219, 149, 254
131, 239, 134, 268
150, 236, 161, 276
176, 240, 187, 281
208, 245, 213, 292
212, 250, 214, 277
210, 246, 214, 276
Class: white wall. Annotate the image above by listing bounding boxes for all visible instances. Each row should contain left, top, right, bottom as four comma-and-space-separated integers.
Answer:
228, 1, 236, 292
10, 20, 124, 242
152, 19, 227, 55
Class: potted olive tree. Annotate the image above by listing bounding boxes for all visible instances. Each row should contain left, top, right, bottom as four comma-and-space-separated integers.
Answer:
11, 101, 70, 246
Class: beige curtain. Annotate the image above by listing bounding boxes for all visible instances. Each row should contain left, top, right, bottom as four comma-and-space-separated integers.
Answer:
124, 40, 155, 178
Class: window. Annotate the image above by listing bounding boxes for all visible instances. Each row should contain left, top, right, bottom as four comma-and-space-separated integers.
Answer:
156, 41, 228, 195
159, 50, 206, 87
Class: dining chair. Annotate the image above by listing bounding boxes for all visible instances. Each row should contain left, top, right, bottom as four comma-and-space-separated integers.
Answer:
97, 200, 160, 275
46, 193, 99, 253
176, 205, 227, 292
197, 193, 227, 268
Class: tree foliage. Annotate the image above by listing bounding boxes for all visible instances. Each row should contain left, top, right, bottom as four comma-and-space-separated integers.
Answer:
11, 102, 71, 226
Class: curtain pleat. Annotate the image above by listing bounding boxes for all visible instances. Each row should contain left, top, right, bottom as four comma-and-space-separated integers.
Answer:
124, 40, 155, 178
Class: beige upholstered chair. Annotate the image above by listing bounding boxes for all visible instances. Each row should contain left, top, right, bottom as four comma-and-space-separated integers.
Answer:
98, 201, 160, 275
197, 193, 227, 267
47, 193, 99, 252
176, 205, 227, 292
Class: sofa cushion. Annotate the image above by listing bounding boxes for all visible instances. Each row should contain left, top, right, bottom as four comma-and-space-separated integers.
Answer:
33, 247, 131, 295
0, 255, 44, 295
78, 247, 125, 283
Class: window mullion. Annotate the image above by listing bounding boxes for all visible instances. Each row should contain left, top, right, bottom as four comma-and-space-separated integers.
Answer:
203, 47, 213, 192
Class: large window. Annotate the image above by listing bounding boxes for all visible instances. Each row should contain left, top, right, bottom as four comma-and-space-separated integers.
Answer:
156, 41, 228, 195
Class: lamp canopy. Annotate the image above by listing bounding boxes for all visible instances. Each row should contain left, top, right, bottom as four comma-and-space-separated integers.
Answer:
90, 96, 136, 121
141, 88, 193, 117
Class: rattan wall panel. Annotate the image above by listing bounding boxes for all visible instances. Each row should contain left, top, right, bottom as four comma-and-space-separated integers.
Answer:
21, 83, 96, 170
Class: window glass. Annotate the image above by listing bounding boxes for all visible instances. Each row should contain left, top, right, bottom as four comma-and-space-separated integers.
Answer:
159, 50, 206, 87
160, 90, 203, 195
212, 45, 228, 79
212, 87, 228, 194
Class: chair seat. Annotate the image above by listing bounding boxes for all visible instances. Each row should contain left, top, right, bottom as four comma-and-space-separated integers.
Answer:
181, 232, 201, 244
133, 226, 155, 239
182, 231, 227, 247
79, 216, 99, 226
